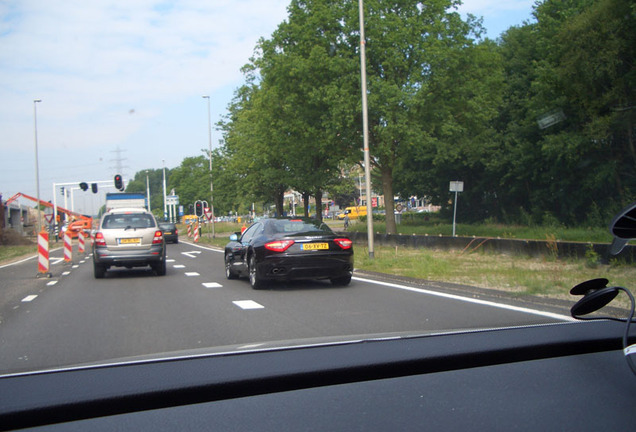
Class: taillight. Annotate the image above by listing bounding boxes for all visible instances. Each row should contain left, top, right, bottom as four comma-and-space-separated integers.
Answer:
265, 240, 295, 252
95, 232, 106, 247
334, 238, 352, 249
152, 230, 164, 244
174, 227, 178, 234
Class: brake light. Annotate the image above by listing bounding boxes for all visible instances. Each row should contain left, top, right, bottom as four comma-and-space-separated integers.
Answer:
334, 238, 352, 249
265, 240, 295, 252
152, 230, 164, 244
95, 232, 106, 247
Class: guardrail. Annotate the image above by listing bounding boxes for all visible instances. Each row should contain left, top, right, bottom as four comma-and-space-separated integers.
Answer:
341, 232, 636, 264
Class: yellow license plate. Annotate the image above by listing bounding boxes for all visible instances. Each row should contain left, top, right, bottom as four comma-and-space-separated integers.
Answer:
119, 238, 141, 245
302, 243, 329, 250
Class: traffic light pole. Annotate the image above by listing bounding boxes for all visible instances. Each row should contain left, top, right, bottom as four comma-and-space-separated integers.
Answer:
52, 180, 114, 240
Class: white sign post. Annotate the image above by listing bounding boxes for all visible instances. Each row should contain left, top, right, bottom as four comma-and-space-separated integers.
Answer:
449, 181, 464, 237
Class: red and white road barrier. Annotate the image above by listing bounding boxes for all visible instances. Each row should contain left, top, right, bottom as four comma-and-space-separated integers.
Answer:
187, 223, 192, 238
193, 223, 200, 243
78, 231, 85, 255
38, 231, 50, 275
63, 231, 73, 263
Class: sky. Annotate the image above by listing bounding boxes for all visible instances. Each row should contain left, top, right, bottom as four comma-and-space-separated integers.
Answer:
1, 0, 536, 215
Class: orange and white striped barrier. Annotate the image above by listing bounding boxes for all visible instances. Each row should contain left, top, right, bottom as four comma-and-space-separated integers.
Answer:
193, 223, 200, 243
78, 231, 86, 255
63, 231, 73, 263
187, 223, 192, 238
37, 231, 51, 277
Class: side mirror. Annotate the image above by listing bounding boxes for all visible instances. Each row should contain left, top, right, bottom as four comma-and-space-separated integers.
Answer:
609, 202, 636, 255
229, 233, 238, 241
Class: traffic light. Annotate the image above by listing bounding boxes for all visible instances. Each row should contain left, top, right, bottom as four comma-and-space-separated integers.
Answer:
60, 186, 65, 196
91, 183, 98, 193
195, 201, 203, 217
114, 174, 124, 191
79, 182, 88, 191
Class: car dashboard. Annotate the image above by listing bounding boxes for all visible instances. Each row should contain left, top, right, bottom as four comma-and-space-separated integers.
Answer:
0, 320, 634, 431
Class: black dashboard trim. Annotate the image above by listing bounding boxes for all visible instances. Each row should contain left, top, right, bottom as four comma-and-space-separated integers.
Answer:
0, 320, 631, 430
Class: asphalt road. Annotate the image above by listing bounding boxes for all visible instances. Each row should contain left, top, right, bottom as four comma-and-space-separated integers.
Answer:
0, 240, 573, 375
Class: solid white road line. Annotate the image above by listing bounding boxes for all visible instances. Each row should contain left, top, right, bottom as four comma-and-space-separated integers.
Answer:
352, 276, 575, 322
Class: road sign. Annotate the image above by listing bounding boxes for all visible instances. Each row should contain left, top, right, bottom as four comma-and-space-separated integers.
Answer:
204, 208, 213, 221
44, 214, 54, 224
166, 195, 179, 205
449, 181, 464, 192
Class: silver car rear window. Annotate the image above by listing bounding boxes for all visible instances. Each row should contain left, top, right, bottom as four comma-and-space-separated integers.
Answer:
102, 214, 156, 229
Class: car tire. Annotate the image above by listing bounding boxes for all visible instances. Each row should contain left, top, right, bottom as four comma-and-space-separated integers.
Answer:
330, 275, 351, 286
153, 259, 166, 276
225, 254, 238, 279
93, 261, 106, 279
249, 255, 265, 289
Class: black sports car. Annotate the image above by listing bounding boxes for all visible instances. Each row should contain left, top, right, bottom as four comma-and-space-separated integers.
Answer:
224, 218, 353, 289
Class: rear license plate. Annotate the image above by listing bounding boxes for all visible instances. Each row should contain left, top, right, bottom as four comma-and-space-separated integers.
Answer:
119, 238, 141, 245
301, 243, 329, 250
164, 231, 172, 235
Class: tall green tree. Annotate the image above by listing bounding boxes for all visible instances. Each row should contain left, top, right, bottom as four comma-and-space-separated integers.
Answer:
253, 0, 361, 220
351, 0, 492, 230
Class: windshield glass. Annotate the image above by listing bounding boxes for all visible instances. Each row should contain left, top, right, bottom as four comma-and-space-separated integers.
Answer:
102, 214, 155, 229
269, 219, 333, 235
1, 0, 634, 376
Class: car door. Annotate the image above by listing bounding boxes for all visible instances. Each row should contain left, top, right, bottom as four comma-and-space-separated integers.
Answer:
235, 223, 261, 273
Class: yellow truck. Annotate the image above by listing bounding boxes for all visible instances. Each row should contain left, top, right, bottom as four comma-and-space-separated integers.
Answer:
337, 206, 367, 220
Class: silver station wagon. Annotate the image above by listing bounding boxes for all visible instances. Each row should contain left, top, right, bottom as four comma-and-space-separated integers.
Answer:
92, 208, 166, 278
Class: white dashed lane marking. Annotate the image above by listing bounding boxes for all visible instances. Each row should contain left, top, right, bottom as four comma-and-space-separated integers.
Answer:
22, 295, 38, 302
181, 251, 201, 259
185, 272, 200, 277
233, 300, 264, 310
202, 283, 222, 289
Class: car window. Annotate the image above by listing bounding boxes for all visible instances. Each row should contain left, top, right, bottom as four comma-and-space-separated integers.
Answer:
240, 223, 261, 243
102, 214, 155, 229
3, 0, 634, 386
269, 220, 333, 235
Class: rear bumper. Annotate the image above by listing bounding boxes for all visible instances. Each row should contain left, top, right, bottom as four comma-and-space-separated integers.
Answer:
93, 245, 165, 267
258, 254, 353, 281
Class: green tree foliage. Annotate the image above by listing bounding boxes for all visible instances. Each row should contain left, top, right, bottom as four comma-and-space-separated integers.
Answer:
127, 0, 635, 230
167, 156, 211, 214
492, 0, 636, 225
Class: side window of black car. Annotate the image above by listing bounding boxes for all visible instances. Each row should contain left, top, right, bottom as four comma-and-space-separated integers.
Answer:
240, 224, 260, 243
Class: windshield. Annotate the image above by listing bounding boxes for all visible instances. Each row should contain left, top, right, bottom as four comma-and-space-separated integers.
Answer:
268, 219, 333, 235
1, 0, 634, 376
102, 214, 156, 229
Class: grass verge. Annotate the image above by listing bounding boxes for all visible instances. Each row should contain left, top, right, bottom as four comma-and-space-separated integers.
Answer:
354, 244, 635, 310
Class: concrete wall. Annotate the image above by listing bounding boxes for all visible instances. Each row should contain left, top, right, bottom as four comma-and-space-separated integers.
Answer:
344, 232, 636, 264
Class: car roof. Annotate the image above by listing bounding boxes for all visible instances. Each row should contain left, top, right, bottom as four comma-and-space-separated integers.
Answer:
105, 208, 152, 215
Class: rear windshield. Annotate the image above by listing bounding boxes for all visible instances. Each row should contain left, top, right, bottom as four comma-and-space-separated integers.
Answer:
268, 219, 333, 236
102, 213, 156, 229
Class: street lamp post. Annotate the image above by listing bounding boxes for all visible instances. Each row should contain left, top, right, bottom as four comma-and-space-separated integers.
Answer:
202, 95, 215, 238
33, 99, 42, 235
358, 0, 374, 258
162, 160, 167, 222
146, 170, 151, 213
